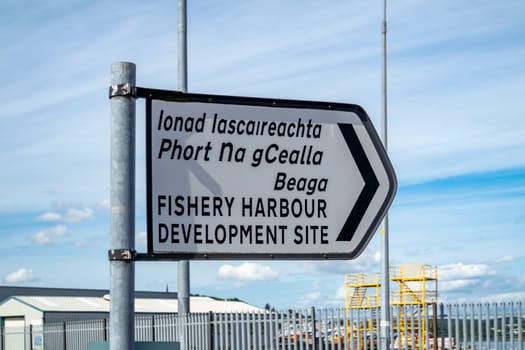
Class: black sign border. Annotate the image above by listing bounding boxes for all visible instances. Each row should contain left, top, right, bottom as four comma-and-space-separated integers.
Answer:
136, 87, 396, 261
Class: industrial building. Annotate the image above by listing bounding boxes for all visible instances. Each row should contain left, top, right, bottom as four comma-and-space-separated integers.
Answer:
0, 286, 263, 349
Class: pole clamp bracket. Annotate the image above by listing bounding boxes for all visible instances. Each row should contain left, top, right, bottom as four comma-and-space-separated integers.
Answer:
109, 83, 137, 99
108, 249, 136, 261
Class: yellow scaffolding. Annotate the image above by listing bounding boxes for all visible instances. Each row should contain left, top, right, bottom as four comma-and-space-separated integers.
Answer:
345, 273, 380, 309
390, 264, 438, 350
344, 273, 380, 349
345, 265, 438, 350
390, 264, 438, 306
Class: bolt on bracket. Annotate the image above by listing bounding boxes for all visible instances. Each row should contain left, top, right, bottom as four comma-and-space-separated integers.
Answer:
109, 83, 136, 99
108, 249, 136, 261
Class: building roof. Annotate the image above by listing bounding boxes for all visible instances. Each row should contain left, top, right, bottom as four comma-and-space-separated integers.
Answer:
4, 295, 263, 314
0, 286, 177, 303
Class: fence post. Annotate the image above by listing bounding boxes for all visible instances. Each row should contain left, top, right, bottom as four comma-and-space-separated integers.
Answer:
29, 324, 33, 350
311, 307, 317, 350
494, 303, 498, 350
502, 302, 507, 350
62, 321, 67, 350
485, 304, 490, 350
477, 304, 482, 350
510, 302, 515, 350
103, 318, 108, 341
151, 315, 155, 342
518, 302, 523, 350
440, 303, 445, 350
208, 312, 214, 350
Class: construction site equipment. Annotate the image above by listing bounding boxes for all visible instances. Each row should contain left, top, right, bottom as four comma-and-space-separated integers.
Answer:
345, 264, 438, 350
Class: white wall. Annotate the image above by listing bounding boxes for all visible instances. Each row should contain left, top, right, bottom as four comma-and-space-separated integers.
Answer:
0, 298, 44, 350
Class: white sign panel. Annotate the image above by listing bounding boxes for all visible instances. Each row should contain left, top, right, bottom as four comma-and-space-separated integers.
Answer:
145, 92, 396, 259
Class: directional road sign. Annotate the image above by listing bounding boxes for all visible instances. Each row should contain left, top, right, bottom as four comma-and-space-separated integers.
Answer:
140, 89, 396, 260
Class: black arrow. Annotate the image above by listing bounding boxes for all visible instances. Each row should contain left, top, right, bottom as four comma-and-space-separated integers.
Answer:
336, 124, 380, 242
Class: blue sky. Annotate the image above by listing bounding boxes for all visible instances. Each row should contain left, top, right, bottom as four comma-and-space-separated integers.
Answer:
1, 0, 524, 309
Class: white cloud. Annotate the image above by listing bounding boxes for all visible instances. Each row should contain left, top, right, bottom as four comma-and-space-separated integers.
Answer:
491, 256, 513, 263
295, 291, 322, 308
437, 262, 497, 293
4, 268, 35, 283
36, 208, 94, 224
439, 263, 493, 280
31, 225, 67, 245
36, 212, 62, 222
295, 281, 346, 308
32, 232, 52, 245
477, 291, 525, 303
97, 198, 110, 211
440, 279, 478, 292
336, 285, 346, 299
218, 262, 279, 282
63, 208, 94, 223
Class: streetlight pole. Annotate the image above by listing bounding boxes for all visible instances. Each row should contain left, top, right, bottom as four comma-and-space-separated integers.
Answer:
177, 0, 190, 318
379, 0, 391, 350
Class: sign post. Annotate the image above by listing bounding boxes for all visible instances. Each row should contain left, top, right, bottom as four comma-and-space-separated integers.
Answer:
136, 89, 396, 260
109, 62, 136, 350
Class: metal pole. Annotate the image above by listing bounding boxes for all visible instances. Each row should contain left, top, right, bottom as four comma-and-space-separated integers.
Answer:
177, 0, 190, 318
178, 0, 188, 93
110, 61, 136, 350
379, 1, 391, 350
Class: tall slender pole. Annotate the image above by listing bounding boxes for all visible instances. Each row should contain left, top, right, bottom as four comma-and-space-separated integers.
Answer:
178, 0, 188, 93
177, 0, 190, 317
379, 1, 391, 350
110, 62, 136, 350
